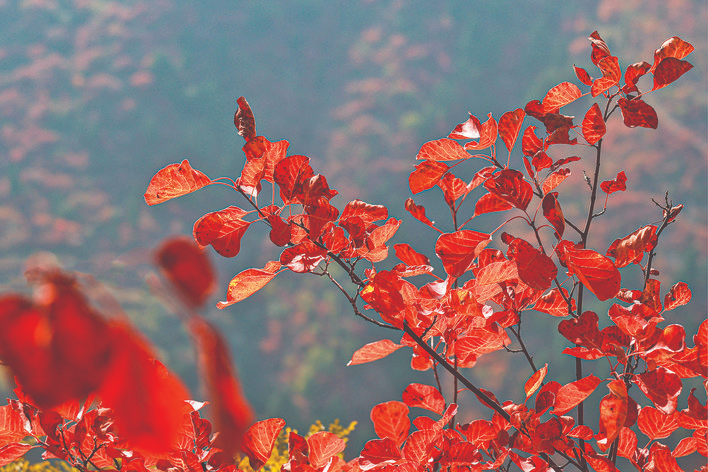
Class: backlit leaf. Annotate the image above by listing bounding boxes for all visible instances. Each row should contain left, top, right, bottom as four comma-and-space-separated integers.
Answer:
623, 61, 651, 95
597, 380, 628, 451
498, 108, 525, 152
521, 125, 543, 157
524, 364, 548, 400
531, 151, 552, 171
274, 154, 315, 204
542, 168, 571, 195
651, 36, 694, 73
0, 443, 34, 467
280, 239, 327, 273
533, 287, 575, 317
242, 418, 286, 470
409, 160, 448, 194
574, 65, 593, 86
591, 56, 621, 97
189, 317, 253, 458
217, 262, 281, 309
617, 98, 658, 129
348, 339, 403, 366
462, 113, 497, 151
542, 82, 582, 112
416, 138, 470, 161
435, 230, 490, 277
558, 310, 603, 349
663, 281, 691, 311
144, 159, 213, 206
371, 401, 410, 447
542, 192, 564, 237
600, 171, 627, 195
606, 225, 657, 268
448, 113, 481, 140
635, 367, 682, 414
473, 192, 512, 217
438, 172, 468, 208
588, 31, 611, 66
402, 383, 445, 415
582, 103, 606, 145
506, 238, 557, 291
307, 432, 345, 469
653, 57, 693, 90
552, 374, 601, 415
155, 236, 216, 309
638, 407, 679, 440
394, 243, 430, 267
561, 245, 621, 301
359, 438, 402, 469
483, 169, 533, 211
193, 206, 252, 258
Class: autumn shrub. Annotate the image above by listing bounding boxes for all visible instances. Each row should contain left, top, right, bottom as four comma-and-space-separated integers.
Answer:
0, 31, 705, 472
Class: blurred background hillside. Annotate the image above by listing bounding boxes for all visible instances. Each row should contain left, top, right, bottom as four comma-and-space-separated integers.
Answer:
0, 0, 705, 462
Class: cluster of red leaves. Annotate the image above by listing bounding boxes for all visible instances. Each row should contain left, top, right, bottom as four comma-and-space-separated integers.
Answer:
1, 31, 704, 472
0, 238, 253, 469
139, 32, 706, 471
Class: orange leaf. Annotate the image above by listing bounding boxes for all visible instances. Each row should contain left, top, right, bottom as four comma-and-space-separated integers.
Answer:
524, 364, 548, 400
307, 432, 346, 469
638, 407, 679, 440
402, 383, 445, 415
348, 339, 403, 366
217, 262, 281, 309
144, 159, 213, 206
409, 160, 448, 194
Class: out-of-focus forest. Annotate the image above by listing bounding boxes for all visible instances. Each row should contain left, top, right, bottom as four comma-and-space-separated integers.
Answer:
0, 0, 706, 457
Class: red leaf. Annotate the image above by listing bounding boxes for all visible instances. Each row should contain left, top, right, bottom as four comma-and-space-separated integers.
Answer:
262, 139, 290, 183
462, 114, 497, 151
672, 437, 698, 457
574, 65, 593, 86
623, 61, 651, 94
455, 326, 511, 359
533, 287, 575, 317
498, 108, 525, 152
582, 103, 606, 145
552, 374, 601, 415
617, 98, 658, 129
217, 261, 281, 309
401, 383, 445, 415
600, 171, 627, 195
155, 237, 216, 309
606, 225, 657, 268
0, 404, 30, 443
558, 310, 603, 349
473, 192, 512, 217
144, 160, 213, 206
597, 380, 628, 451
635, 367, 682, 414
542, 82, 582, 112
560, 245, 621, 301
651, 36, 694, 73
438, 172, 469, 208
506, 238, 557, 291
242, 418, 286, 470
589, 31, 612, 67
280, 239, 327, 273
531, 151, 553, 172
189, 317, 254, 458
359, 438, 402, 469
348, 339, 403, 366
274, 155, 315, 204
404, 198, 436, 230
646, 442, 683, 472
100, 320, 191, 454
234, 97, 256, 141
402, 429, 441, 464
193, 206, 253, 258
542, 168, 571, 195
458, 420, 496, 448
542, 192, 565, 237
638, 407, 679, 440
394, 243, 430, 267
0, 443, 34, 467
448, 113, 481, 140
409, 160, 448, 194
525, 364, 548, 400
483, 169, 533, 211
416, 138, 470, 161
435, 230, 490, 277
521, 125, 543, 157
371, 401, 410, 447
591, 56, 621, 97
664, 281, 691, 311
307, 432, 345, 469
